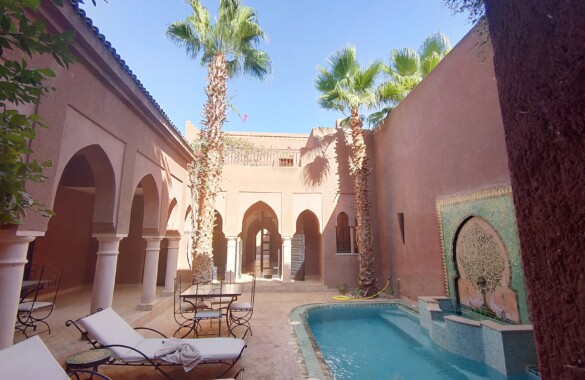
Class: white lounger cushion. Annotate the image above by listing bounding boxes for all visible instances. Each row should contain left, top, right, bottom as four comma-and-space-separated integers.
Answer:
131, 338, 245, 363
0, 335, 69, 380
80, 307, 245, 363
80, 307, 144, 359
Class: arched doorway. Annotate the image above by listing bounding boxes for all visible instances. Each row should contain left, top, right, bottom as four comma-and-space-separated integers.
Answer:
212, 211, 227, 280
118, 175, 159, 284
241, 202, 280, 279
294, 210, 322, 281
30, 145, 116, 292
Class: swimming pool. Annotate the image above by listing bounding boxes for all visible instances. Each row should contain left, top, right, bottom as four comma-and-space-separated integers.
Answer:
292, 303, 532, 380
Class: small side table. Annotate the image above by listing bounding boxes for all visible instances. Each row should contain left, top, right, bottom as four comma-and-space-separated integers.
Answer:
65, 348, 111, 374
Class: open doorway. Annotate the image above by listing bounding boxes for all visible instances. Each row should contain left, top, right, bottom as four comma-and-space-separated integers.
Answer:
240, 202, 280, 279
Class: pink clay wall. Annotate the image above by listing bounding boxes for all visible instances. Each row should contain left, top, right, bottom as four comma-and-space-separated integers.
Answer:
373, 30, 511, 299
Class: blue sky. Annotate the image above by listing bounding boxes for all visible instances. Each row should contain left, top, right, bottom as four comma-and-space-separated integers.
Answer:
81, 1, 472, 135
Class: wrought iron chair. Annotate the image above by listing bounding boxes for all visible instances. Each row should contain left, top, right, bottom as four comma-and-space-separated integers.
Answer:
192, 282, 224, 337
173, 276, 213, 338
227, 275, 257, 339
16, 266, 63, 337
19, 264, 44, 304
172, 276, 195, 337
210, 267, 235, 318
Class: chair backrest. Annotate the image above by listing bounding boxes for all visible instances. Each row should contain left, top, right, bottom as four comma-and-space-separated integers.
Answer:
174, 276, 195, 317
20, 264, 45, 302
80, 308, 144, 359
249, 275, 257, 307
39, 267, 63, 304
194, 281, 223, 311
212, 266, 233, 283
173, 276, 182, 315
0, 335, 69, 380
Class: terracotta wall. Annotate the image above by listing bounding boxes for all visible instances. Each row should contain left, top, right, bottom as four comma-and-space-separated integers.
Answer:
372, 29, 511, 299
33, 188, 97, 290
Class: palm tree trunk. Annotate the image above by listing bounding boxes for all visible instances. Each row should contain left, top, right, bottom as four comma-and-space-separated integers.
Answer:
349, 108, 378, 296
191, 52, 228, 284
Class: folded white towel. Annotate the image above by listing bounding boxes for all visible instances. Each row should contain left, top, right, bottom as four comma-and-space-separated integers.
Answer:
154, 338, 203, 372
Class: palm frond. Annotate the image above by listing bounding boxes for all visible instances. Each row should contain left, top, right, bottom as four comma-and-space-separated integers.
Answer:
420, 51, 443, 77
354, 60, 382, 93
314, 66, 337, 93
330, 45, 358, 83
169, 0, 270, 81
418, 32, 451, 61
367, 107, 393, 129
166, 21, 202, 60
240, 48, 272, 81
316, 45, 383, 118
390, 48, 420, 76
377, 80, 408, 105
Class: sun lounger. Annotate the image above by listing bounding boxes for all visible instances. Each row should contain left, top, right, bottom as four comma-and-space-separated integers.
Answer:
66, 307, 246, 379
0, 335, 111, 380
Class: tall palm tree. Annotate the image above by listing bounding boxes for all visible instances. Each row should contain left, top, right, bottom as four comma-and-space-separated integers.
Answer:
315, 46, 383, 296
167, 0, 271, 283
371, 32, 452, 126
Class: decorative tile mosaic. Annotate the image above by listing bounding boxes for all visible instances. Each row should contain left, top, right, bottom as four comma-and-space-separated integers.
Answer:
436, 186, 530, 324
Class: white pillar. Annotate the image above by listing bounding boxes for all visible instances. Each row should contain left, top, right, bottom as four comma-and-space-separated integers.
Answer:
282, 237, 292, 283
138, 237, 162, 310
162, 237, 181, 296
90, 235, 124, 314
226, 237, 237, 276
0, 230, 37, 349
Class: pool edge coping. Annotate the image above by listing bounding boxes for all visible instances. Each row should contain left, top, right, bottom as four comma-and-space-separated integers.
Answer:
288, 300, 417, 380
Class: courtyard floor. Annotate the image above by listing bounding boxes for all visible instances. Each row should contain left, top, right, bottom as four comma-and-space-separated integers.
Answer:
13, 279, 336, 380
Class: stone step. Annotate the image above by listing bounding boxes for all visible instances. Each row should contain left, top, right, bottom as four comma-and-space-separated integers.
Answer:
253, 280, 330, 293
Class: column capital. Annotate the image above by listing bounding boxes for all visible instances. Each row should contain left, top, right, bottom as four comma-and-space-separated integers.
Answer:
0, 231, 36, 266
165, 237, 181, 250
0, 229, 39, 243
92, 233, 126, 242
143, 236, 164, 243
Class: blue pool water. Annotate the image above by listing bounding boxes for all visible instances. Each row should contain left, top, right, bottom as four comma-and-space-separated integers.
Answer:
306, 304, 531, 380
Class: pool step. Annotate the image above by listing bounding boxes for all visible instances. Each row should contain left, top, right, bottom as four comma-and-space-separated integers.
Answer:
379, 309, 495, 380
379, 309, 432, 348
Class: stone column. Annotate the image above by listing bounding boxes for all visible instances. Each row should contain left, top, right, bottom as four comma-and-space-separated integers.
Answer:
0, 230, 38, 349
226, 237, 237, 279
162, 237, 181, 296
138, 237, 162, 310
282, 237, 292, 282
90, 235, 124, 314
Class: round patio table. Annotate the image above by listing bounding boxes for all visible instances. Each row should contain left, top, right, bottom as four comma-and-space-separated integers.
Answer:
65, 348, 111, 373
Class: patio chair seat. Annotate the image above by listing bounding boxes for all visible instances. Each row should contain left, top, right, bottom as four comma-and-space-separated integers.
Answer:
18, 301, 54, 312
196, 309, 222, 319
228, 301, 252, 311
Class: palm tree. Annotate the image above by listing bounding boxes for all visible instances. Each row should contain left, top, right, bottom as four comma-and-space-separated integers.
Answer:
315, 46, 383, 296
167, 0, 271, 283
371, 32, 451, 126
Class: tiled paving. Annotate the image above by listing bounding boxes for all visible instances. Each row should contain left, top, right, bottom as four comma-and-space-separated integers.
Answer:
13, 280, 336, 380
